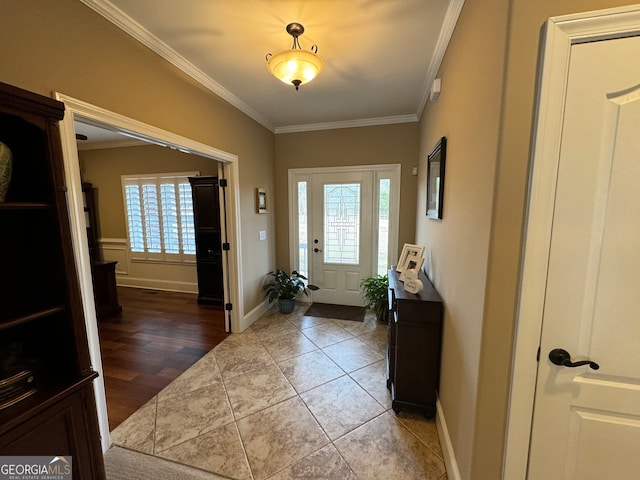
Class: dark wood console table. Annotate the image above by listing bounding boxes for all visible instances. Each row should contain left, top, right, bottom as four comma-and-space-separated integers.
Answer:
387, 268, 443, 417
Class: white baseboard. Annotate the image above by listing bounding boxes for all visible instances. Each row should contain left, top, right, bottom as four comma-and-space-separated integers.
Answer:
240, 299, 272, 331
437, 398, 462, 480
116, 276, 198, 294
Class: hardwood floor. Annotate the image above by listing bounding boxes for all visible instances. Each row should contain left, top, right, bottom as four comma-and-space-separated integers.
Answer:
98, 287, 229, 430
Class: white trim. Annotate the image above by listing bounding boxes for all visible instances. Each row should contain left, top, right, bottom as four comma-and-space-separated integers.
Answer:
78, 0, 274, 132
274, 114, 418, 135
78, 0, 461, 135
288, 164, 401, 278
54, 92, 243, 452
436, 399, 462, 480
243, 299, 272, 329
416, 0, 466, 118
99, 238, 128, 275
115, 276, 197, 293
504, 5, 640, 479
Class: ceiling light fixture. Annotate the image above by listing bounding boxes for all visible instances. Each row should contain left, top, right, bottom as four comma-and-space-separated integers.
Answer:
266, 22, 324, 91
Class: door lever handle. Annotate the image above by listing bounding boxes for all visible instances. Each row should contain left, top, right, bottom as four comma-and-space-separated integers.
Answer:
548, 348, 599, 370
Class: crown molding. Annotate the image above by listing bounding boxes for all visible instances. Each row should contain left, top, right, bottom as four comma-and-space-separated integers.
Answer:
274, 114, 418, 134
79, 0, 275, 131
416, 0, 466, 118
76, 139, 146, 151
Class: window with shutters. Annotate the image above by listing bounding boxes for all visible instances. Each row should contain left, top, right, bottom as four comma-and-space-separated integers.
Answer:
122, 172, 198, 263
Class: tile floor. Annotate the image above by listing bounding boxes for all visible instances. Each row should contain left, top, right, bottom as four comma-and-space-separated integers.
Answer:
109, 304, 447, 480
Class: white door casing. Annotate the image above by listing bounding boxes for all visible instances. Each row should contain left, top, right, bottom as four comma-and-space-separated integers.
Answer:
504, 5, 640, 479
527, 35, 640, 479
288, 164, 400, 307
54, 93, 242, 452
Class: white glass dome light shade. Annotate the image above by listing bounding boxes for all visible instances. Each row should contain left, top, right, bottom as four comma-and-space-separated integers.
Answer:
267, 49, 324, 89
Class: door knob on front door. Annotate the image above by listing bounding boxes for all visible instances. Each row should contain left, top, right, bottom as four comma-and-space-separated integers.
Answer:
548, 348, 600, 370
314, 247, 322, 253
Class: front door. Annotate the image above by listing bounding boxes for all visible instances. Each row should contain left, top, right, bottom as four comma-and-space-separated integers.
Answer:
527, 35, 640, 478
310, 171, 373, 306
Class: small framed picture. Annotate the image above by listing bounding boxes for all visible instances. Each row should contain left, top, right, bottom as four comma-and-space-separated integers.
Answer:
396, 243, 425, 272
399, 254, 424, 281
427, 136, 447, 219
257, 188, 268, 214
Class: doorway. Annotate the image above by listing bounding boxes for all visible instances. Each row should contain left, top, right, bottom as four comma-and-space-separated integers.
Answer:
54, 92, 242, 452
289, 164, 400, 306
505, 5, 640, 478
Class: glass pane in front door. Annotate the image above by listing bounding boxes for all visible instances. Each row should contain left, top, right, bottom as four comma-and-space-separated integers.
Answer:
323, 183, 360, 265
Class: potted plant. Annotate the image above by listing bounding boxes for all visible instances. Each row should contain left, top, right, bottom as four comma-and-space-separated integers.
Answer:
264, 269, 319, 314
360, 274, 389, 322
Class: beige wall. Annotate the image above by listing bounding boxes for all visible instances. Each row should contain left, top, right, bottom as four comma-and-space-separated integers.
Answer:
0, 0, 275, 315
416, 0, 510, 476
274, 123, 419, 270
417, 0, 636, 478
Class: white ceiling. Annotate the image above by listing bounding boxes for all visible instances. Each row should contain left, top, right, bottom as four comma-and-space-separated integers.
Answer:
80, 0, 463, 134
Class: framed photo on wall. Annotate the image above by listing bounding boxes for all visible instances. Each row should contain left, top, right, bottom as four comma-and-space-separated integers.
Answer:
427, 136, 447, 219
257, 188, 268, 214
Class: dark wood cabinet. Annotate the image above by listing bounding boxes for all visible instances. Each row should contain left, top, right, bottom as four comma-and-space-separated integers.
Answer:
387, 268, 443, 418
0, 82, 105, 479
82, 182, 121, 320
189, 176, 223, 305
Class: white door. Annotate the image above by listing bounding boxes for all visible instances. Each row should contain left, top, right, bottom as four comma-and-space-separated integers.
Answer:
528, 35, 640, 478
310, 171, 373, 306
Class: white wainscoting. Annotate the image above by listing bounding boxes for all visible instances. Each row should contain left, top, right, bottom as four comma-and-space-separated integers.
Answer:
99, 238, 198, 293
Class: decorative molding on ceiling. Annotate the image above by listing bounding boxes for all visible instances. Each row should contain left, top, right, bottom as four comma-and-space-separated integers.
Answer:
80, 0, 462, 133
274, 114, 419, 135
79, 0, 275, 131
416, 0, 466, 118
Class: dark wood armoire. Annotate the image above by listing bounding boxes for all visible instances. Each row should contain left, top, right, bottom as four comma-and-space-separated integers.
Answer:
0, 81, 105, 479
188, 176, 224, 305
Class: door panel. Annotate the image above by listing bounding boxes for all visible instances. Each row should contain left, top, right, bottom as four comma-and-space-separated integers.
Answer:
528, 35, 640, 478
311, 172, 372, 306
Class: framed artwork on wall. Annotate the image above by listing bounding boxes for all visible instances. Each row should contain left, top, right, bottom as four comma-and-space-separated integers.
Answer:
426, 136, 447, 219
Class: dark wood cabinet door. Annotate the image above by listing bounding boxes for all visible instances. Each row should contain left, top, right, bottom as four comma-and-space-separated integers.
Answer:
189, 176, 224, 305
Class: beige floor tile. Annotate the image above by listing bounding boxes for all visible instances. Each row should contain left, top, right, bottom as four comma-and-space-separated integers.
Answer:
214, 342, 276, 380
356, 324, 389, 356
349, 359, 392, 409
158, 422, 252, 480
267, 444, 357, 480
394, 410, 443, 459
300, 376, 385, 440
109, 400, 157, 454
224, 363, 297, 419
109, 304, 446, 480
250, 316, 299, 342
322, 337, 384, 373
213, 329, 261, 351
333, 316, 379, 338
158, 352, 222, 402
262, 331, 318, 362
154, 383, 234, 452
301, 321, 353, 348
288, 314, 332, 330
278, 349, 344, 393
237, 396, 329, 480
335, 412, 446, 480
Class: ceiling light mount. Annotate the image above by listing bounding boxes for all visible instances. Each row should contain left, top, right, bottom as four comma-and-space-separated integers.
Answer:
266, 22, 324, 91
